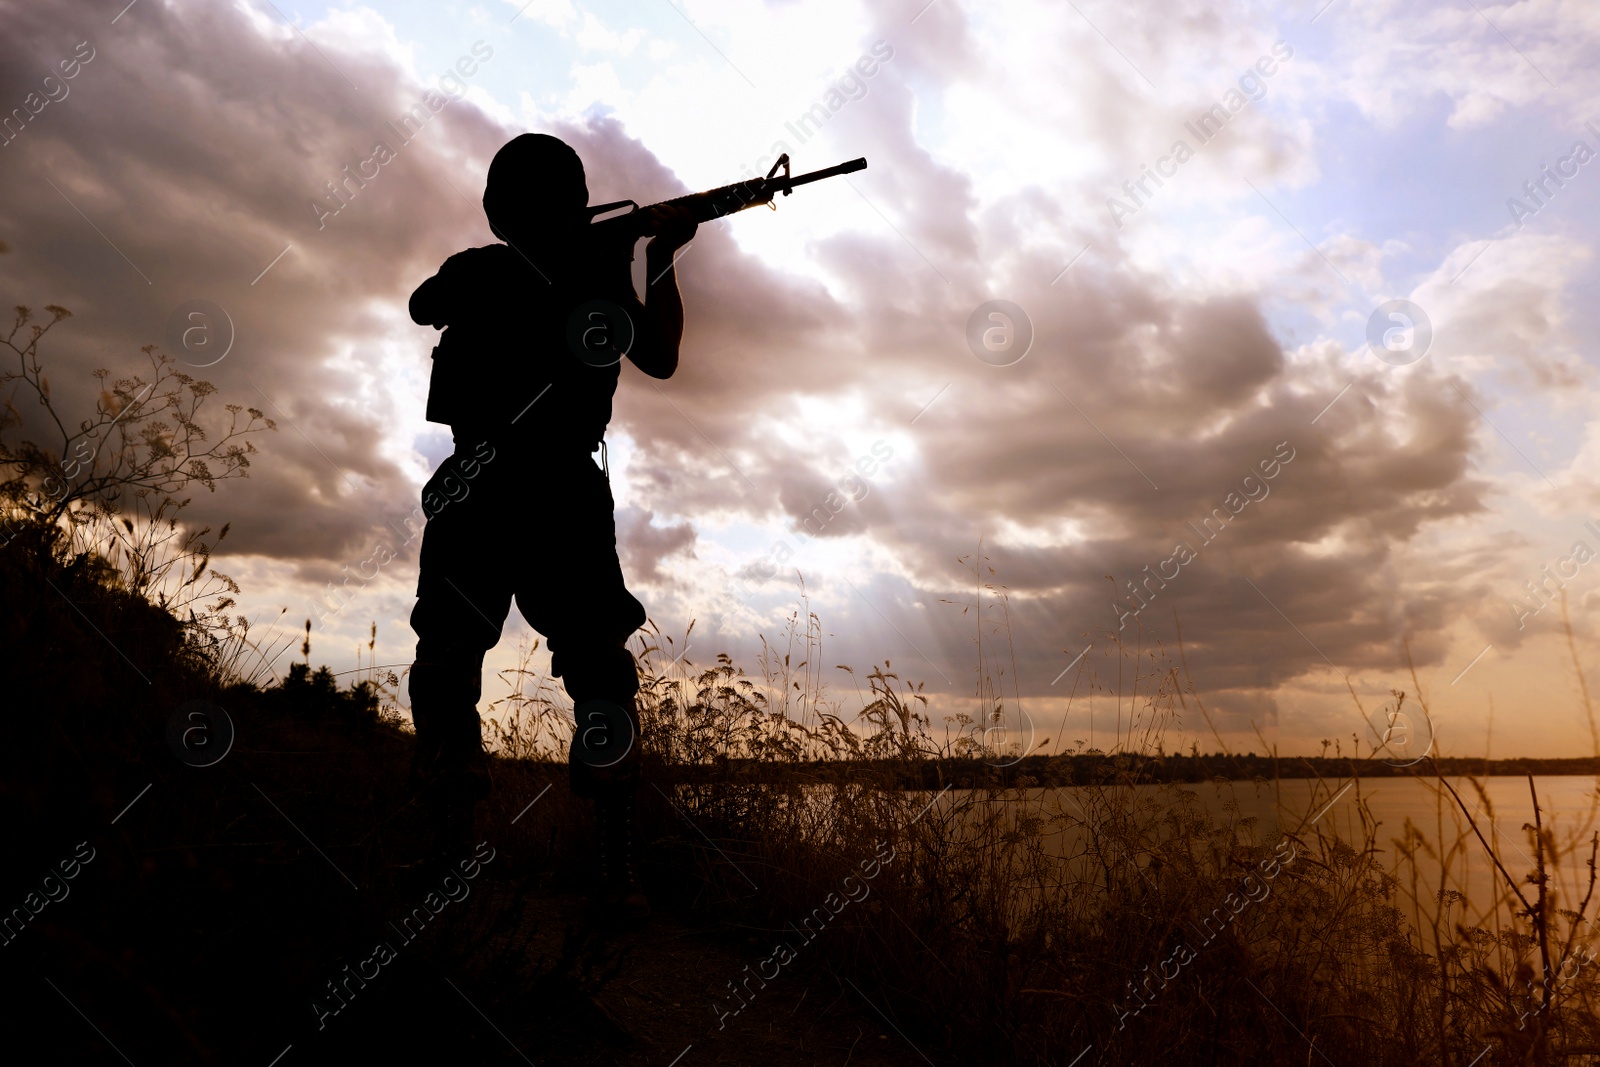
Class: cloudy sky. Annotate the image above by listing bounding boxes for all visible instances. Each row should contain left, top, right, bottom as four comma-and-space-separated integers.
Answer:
6, 0, 1600, 758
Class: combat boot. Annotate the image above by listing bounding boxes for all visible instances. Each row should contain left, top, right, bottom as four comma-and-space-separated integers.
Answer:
594, 783, 650, 924
407, 659, 491, 868
424, 754, 491, 864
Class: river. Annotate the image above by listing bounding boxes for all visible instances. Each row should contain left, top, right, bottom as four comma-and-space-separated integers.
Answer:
918, 776, 1600, 933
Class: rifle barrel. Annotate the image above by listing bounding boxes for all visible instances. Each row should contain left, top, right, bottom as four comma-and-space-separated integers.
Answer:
776, 156, 868, 191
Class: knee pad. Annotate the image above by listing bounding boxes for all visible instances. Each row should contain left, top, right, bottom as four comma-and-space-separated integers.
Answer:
551, 643, 639, 704
409, 657, 484, 707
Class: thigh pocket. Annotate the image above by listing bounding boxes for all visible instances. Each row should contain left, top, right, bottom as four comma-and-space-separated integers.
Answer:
421, 457, 479, 519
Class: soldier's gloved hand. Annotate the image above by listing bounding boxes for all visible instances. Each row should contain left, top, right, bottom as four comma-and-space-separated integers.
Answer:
644, 203, 698, 254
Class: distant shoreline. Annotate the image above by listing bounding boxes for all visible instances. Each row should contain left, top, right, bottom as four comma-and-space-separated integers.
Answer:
627, 754, 1600, 787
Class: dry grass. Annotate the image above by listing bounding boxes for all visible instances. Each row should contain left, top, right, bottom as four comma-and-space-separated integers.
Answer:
7, 519, 1599, 1065
454, 588, 1600, 1065
7, 313, 1600, 1064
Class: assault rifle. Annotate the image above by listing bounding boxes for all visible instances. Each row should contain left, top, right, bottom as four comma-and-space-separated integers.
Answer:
584, 154, 868, 241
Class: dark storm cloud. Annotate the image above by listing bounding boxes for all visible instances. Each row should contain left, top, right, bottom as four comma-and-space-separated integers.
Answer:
0, 1, 828, 579
0, 0, 513, 566
845, 312, 1490, 717
0, 0, 1501, 733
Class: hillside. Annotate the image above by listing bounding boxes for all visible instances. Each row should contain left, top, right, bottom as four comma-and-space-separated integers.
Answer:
0, 527, 927, 1065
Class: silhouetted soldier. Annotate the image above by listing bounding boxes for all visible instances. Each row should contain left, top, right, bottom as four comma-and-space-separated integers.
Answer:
407, 133, 696, 921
